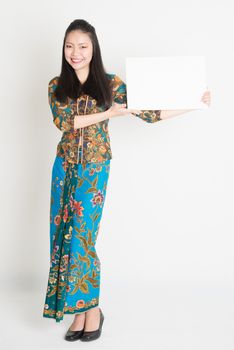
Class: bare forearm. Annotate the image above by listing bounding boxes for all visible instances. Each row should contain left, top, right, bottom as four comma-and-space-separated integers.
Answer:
160, 109, 196, 120
74, 110, 110, 129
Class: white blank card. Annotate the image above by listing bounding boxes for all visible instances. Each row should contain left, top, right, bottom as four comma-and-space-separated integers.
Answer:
126, 56, 207, 110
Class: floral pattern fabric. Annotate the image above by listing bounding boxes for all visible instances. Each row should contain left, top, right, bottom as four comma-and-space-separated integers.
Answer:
43, 155, 110, 322
48, 73, 162, 165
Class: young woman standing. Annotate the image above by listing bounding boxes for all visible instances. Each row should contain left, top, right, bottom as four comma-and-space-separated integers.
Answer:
43, 19, 211, 342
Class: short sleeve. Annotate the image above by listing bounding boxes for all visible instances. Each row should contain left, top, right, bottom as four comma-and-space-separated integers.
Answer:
111, 74, 162, 123
48, 77, 76, 132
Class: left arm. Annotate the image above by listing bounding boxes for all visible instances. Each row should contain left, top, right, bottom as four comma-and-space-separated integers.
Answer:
131, 108, 196, 121
159, 109, 196, 120
133, 91, 211, 121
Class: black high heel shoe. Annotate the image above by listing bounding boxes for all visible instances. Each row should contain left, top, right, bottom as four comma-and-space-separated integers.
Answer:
64, 317, 85, 341
64, 327, 84, 341
80, 307, 104, 342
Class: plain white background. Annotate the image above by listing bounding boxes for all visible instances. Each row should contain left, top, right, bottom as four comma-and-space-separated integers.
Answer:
1, 0, 233, 349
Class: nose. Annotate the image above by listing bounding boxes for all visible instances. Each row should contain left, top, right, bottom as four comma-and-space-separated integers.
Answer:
72, 47, 82, 56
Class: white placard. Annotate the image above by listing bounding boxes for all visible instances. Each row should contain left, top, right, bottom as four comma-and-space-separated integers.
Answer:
126, 56, 208, 110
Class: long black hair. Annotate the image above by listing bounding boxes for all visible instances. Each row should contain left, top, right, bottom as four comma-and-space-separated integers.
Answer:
54, 19, 113, 109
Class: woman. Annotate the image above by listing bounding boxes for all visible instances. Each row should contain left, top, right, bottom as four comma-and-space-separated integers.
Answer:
43, 19, 211, 342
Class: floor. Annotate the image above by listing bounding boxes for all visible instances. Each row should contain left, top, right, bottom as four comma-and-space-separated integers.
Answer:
1, 278, 234, 350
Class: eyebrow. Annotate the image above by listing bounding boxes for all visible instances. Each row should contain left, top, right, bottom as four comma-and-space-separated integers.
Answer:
65, 41, 88, 45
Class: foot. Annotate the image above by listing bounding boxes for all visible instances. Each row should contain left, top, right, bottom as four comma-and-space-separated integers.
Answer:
84, 307, 101, 331
69, 312, 86, 331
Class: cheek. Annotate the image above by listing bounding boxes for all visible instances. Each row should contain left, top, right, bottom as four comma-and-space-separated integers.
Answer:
64, 49, 71, 58
88, 49, 93, 60
64, 55, 69, 63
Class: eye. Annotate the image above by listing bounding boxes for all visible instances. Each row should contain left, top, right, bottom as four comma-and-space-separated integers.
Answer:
65, 45, 87, 48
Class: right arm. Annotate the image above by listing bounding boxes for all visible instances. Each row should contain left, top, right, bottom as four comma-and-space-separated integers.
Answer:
48, 76, 140, 131
74, 110, 110, 129
74, 101, 141, 129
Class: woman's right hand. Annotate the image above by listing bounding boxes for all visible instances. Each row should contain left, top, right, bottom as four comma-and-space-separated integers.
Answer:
107, 102, 142, 118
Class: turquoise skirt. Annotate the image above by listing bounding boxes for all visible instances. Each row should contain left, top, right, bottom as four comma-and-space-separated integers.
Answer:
43, 155, 111, 322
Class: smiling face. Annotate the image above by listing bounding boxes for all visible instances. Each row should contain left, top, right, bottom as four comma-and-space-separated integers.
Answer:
64, 30, 93, 74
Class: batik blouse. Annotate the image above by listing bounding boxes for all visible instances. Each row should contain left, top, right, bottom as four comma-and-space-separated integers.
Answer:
48, 73, 162, 164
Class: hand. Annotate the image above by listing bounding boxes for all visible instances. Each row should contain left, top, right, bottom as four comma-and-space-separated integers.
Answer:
107, 102, 142, 118
201, 89, 211, 106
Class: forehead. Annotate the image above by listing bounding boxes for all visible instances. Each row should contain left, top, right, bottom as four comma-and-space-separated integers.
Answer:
65, 30, 91, 44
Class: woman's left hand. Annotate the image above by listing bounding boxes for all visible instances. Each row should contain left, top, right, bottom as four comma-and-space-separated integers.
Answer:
201, 89, 211, 106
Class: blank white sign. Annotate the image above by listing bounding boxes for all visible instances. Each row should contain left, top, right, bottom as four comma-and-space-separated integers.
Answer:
126, 56, 208, 110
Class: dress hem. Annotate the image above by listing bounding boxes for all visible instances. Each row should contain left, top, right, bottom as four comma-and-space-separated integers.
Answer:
43, 303, 100, 322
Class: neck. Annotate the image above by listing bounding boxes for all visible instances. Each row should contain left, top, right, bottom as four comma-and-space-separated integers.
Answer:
75, 67, 89, 84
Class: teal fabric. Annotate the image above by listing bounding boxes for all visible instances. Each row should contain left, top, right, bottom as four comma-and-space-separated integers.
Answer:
43, 155, 110, 322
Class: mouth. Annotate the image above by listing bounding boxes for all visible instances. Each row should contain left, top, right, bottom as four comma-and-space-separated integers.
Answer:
71, 58, 83, 64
